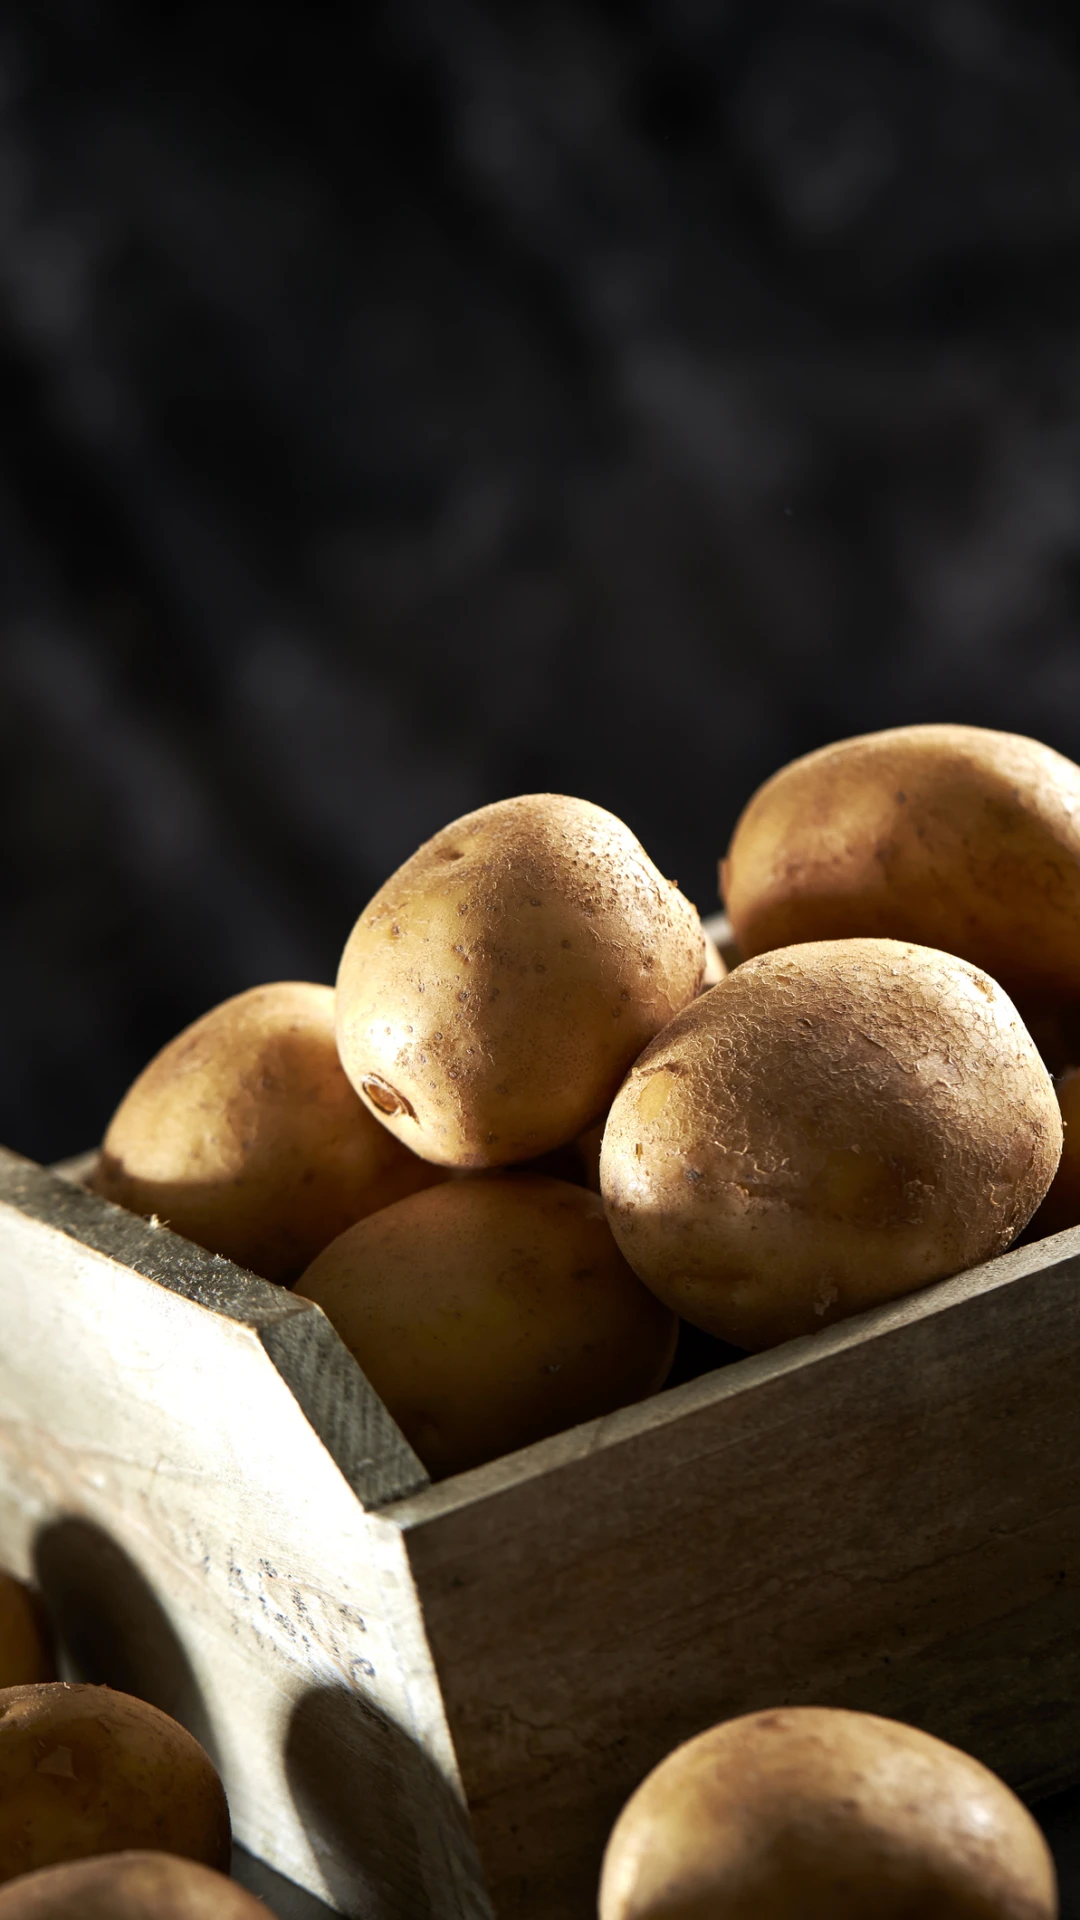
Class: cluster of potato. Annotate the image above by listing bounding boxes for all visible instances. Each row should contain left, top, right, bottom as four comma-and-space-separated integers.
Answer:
0, 1573, 270, 1918
88, 725, 1080, 1477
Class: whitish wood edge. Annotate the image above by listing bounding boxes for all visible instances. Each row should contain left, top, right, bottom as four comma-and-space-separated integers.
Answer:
8, 1146, 427, 1511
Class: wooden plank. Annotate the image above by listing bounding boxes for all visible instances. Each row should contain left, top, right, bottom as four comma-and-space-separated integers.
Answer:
0, 1147, 491, 1919
393, 1229, 1080, 1920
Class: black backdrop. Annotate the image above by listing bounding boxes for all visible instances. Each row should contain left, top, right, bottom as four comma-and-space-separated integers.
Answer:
5, 0, 1080, 1162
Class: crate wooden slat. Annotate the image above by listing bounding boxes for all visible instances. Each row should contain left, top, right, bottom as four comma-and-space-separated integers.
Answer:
2, 1140, 1080, 1918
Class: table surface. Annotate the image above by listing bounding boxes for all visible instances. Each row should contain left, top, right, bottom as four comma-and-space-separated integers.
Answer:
237, 1781, 1080, 1917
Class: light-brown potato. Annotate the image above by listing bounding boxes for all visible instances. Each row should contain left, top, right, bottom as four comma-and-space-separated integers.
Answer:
599, 1707, 1057, 1919
722, 724, 1080, 1023
1027, 1066, 1080, 1239
335, 794, 707, 1168
601, 939, 1061, 1349
0, 1852, 271, 1920
0, 1684, 230, 1887
90, 982, 442, 1283
295, 1174, 678, 1477
0, 1578, 53, 1690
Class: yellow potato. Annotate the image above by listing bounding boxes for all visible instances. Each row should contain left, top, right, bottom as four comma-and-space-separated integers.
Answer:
295, 1173, 678, 1477
335, 794, 706, 1167
0, 1578, 53, 1689
601, 939, 1061, 1349
599, 1707, 1057, 1919
0, 1684, 230, 1887
91, 982, 441, 1283
0, 1853, 271, 1919
722, 724, 1080, 1022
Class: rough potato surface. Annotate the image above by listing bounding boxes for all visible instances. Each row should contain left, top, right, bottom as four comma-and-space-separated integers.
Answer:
0, 1684, 230, 1888
601, 939, 1062, 1348
296, 1173, 677, 1476
0, 1852, 269, 1920
722, 723, 1080, 1018
600, 1707, 1057, 1919
335, 793, 706, 1167
91, 981, 440, 1282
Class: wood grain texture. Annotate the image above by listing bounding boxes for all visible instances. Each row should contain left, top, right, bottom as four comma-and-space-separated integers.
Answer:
392, 1229, 1080, 1919
0, 1146, 491, 1919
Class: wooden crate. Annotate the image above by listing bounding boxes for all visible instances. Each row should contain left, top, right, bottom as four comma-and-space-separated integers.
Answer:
2, 1138, 1080, 1920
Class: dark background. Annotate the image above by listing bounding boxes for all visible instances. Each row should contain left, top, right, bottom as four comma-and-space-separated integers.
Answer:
5, 0, 1080, 1164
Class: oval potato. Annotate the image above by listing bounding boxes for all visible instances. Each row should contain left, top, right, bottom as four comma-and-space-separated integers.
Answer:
0, 1684, 230, 1887
335, 794, 706, 1167
0, 1579, 53, 1690
601, 939, 1061, 1349
0, 1853, 271, 1920
722, 724, 1080, 1018
296, 1174, 678, 1477
599, 1707, 1057, 1919
91, 982, 441, 1283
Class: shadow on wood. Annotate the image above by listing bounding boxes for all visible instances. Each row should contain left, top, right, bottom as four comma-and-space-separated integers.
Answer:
33, 1515, 223, 1774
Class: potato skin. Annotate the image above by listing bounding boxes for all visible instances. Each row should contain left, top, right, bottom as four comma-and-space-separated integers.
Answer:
0, 1579, 53, 1690
0, 1684, 230, 1887
599, 1707, 1057, 1919
722, 724, 1080, 1017
335, 794, 706, 1168
0, 1852, 269, 1920
295, 1174, 678, 1477
601, 939, 1061, 1349
90, 982, 441, 1283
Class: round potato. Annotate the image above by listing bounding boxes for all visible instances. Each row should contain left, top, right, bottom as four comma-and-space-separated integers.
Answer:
295, 1174, 678, 1477
722, 724, 1080, 1019
599, 1707, 1057, 1919
335, 794, 706, 1168
0, 1853, 271, 1920
0, 1578, 53, 1690
0, 1684, 230, 1887
601, 939, 1061, 1349
90, 982, 441, 1283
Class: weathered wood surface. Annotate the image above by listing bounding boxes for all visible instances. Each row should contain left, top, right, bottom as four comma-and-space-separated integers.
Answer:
0, 1146, 490, 1919
392, 1229, 1080, 1919
5, 1139, 1080, 1919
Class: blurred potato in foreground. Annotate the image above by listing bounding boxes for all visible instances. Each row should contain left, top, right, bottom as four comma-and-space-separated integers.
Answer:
0, 1684, 230, 1887
0, 1853, 271, 1920
599, 1707, 1057, 1919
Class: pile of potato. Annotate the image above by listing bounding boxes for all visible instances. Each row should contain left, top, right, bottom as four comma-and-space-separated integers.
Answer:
85, 723, 1080, 1479
0, 1577, 270, 1917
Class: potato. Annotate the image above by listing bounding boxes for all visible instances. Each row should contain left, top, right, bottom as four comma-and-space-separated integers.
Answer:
0, 1853, 271, 1920
0, 1684, 230, 1886
601, 939, 1061, 1349
722, 724, 1080, 1021
599, 1707, 1057, 1919
1027, 1065, 1080, 1239
295, 1173, 678, 1477
0, 1578, 53, 1689
91, 982, 441, 1283
335, 794, 706, 1167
